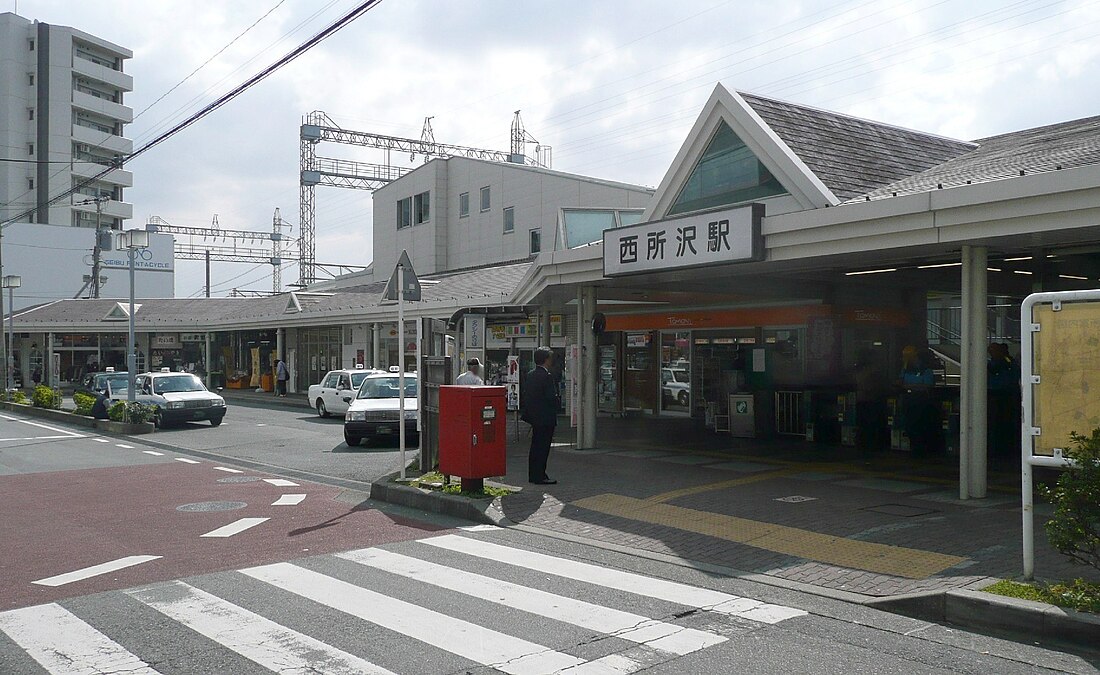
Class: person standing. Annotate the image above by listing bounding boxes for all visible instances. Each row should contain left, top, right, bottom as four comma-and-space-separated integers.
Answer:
275, 358, 289, 397
455, 357, 484, 386
522, 346, 559, 485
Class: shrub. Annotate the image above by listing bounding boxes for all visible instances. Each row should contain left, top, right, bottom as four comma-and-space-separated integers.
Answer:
1041, 428, 1100, 572
73, 391, 97, 416
8, 390, 27, 405
32, 385, 60, 409
108, 400, 152, 424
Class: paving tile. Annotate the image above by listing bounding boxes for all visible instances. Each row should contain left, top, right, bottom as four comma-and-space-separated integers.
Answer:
606, 449, 677, 459
787, 470, 843, 481
705, 460, 776, 473
911, 490, 1016, 508
836, 477, 930, 493
655, 454, 718, 465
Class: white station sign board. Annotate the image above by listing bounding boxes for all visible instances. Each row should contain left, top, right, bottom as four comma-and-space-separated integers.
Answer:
603, 203, 764, 277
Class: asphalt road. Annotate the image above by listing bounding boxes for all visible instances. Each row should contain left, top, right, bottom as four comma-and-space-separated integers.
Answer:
0, 408, 1095, 673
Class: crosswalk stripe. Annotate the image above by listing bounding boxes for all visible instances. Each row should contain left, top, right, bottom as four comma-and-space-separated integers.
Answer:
200, 517, 268, 538
338, 547, 726, 656
127, 581, 394, 675
422, 535, 807, 624
32, 554, 161, 587
263, 478, 298, 487
241, 561, 635, 675
0, 602, 160, 674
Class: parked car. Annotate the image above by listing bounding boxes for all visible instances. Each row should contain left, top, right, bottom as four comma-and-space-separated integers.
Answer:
343, 368, 418, 447
75, 368, 129, 398
117, 369, 226, 428
661, 367, 690, 406
308, 366, 378, 418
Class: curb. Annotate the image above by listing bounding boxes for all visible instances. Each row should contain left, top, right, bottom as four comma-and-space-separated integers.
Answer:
369, 473, 508, 526
867, 584, 1099, 648
0, 401, 155, 434
221, 392, 311, 412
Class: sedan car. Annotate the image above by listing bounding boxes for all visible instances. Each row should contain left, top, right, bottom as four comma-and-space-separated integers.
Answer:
127, 369, 226, 427
308, 366, 377, 418
75, 369, 130, 398
343, 370, 418, 447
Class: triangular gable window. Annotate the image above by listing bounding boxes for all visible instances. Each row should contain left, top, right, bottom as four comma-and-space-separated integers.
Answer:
668, 120, 787, 216
103, 302, 139, 321
284, 294, 302, 314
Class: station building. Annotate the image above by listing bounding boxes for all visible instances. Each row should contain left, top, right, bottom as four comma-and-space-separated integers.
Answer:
8, 83, 1100, 498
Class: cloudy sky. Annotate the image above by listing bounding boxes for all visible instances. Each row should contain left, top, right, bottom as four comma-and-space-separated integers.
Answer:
13, 0, 1100, 296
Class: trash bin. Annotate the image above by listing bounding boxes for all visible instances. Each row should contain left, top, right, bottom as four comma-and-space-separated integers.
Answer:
729, 393, 755, 438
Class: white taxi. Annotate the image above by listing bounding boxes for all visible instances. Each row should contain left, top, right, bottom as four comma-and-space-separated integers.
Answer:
307, 365, 378, 418
342, 367, 418, 447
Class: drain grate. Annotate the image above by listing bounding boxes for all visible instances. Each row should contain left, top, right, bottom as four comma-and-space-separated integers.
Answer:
177, 501, 248, 512
217, 476, 262, 483
774, 495, 818, 503
861, 503, 937, 518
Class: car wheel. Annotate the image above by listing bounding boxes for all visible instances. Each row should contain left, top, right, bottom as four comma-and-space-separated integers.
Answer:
678, 391, 688, 406
210, 417, 223, 427
152, 410, 162, 429
344, 432, 360, 447
316, 399, 329, 418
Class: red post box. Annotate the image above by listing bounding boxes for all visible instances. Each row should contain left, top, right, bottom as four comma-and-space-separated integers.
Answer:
439, 385, 507, 491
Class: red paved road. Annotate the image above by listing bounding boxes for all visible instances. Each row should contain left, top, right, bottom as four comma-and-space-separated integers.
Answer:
0, 461, 448, 610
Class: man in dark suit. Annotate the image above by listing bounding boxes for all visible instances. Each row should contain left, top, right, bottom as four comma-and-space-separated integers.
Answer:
522, 346, 559, 485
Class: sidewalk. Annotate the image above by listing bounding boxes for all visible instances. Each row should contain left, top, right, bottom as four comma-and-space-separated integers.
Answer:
220, 387, 311, 411
495, 417, 1099, 599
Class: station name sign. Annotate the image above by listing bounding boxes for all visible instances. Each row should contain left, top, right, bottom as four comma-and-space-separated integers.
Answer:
603, 203, 764, 277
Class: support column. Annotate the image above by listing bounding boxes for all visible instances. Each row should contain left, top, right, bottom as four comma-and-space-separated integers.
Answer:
276, 327, 285, 362
960, 245, 988, 499
540, 309, 552, 348
46, 331, 54, 388
575, 288, 585, 447
371, 323, 381, 368
581, 286, 598, 449
204, 332, 213, 389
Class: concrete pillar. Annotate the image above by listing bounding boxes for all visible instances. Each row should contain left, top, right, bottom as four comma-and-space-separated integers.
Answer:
371, 323, 381, 368
276, 327, 285, 362
46, 331, 53, 387
575, 287, 585, 447
204, 332, 212, 389
960, 245, 988, 499
540, 309, 552, 347
582, 286, 598, 449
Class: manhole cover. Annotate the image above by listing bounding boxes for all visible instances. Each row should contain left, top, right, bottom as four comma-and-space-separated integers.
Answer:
862, 503, 937, 517
217, 476, 262, 483
774, 495, 817, 503
177, 501, 248, 512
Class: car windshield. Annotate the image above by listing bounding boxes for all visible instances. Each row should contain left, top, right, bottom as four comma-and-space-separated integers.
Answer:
357, 376, 417, 399
96, 374, 129, 390
350, 372, 371, 388
670, 370, 688, 383
153, 374, 206, 394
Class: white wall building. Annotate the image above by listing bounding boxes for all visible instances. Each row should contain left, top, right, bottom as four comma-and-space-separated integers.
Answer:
0, 12, 134, 229
370, 157, 653, 278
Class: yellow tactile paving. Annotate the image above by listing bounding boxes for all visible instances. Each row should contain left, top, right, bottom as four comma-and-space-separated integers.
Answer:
572, 493, 966, 579
644, 469, 797, 504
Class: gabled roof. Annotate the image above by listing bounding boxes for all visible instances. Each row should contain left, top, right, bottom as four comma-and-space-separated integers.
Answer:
860, 114, 1100, 201
740, 93, 976, 202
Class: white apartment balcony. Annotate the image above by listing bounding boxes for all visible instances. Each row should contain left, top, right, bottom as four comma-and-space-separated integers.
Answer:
72, 56, 133, 92
71, 160, 133, 187
71, 197, 133, 221
72, 123, 132, 156
72, 90, 133, 124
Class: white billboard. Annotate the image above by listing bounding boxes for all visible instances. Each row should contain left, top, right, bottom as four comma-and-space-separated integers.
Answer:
2, 222, 174, 311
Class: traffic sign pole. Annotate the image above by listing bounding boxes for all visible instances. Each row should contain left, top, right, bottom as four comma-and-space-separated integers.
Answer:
398, 263, 406, 480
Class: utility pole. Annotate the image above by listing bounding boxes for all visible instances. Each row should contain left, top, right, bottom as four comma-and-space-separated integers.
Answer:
205, 249, 211, 298
83, 195, 110, 299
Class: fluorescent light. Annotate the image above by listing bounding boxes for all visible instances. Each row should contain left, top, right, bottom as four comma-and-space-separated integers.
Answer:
987, 267, 1002, 272
1059, 274, 1089, 280
917, 262, 962, 269
1004, 256, 1033, 261
1013, 270, 1033, 275
845, 268, 897, 276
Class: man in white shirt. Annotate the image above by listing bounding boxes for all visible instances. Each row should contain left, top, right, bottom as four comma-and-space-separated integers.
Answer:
455, 357, 484, 386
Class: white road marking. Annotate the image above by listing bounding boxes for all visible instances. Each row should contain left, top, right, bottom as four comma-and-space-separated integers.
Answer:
6, 417, 84, 437
32, 555, 161, 587
174, 457, 200, 464
262, 478, 298, 487
242, 562, 636, 675
143, 450, 164, 456
93, 437, 110, 443
459, 524, 499, 532
339, 548, 726, 655
0, 435, 86, 441
116, 443, 134, 449
256, 423, 266, 427
0, 603, 160, 674
213, 466, 243, 473
128, 581, 394, 675
272, 494, 306, 506
200, 517, 269, 538
422, 535, 807, 624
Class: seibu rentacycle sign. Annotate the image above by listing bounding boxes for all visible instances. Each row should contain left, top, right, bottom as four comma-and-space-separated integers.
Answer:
602, 203, 764, 277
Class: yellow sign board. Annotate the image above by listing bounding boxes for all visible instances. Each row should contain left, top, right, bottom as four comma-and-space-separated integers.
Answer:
1033, 302, 1100, 456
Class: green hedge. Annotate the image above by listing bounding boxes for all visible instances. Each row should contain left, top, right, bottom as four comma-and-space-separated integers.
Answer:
32, 385, 61, 410
73, 391, 96, 416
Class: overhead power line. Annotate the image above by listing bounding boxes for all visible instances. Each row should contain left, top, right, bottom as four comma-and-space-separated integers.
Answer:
1, 0, 385, 229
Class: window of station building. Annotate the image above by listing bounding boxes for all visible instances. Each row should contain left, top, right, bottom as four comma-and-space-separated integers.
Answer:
414, 190, 430, 224
396, 196, 412, 229
480, 186, 491, 212
529, 229, 541, 255
28, 39, 34, 51
667, 120, 787, 216
503, 206, 515, 234
458, 192, 469, 218
28, 144, 33, 156
28, 179, 34, 190
27, 73, 34, 86
28, 108, 34, 121
560, 208, 645, 248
